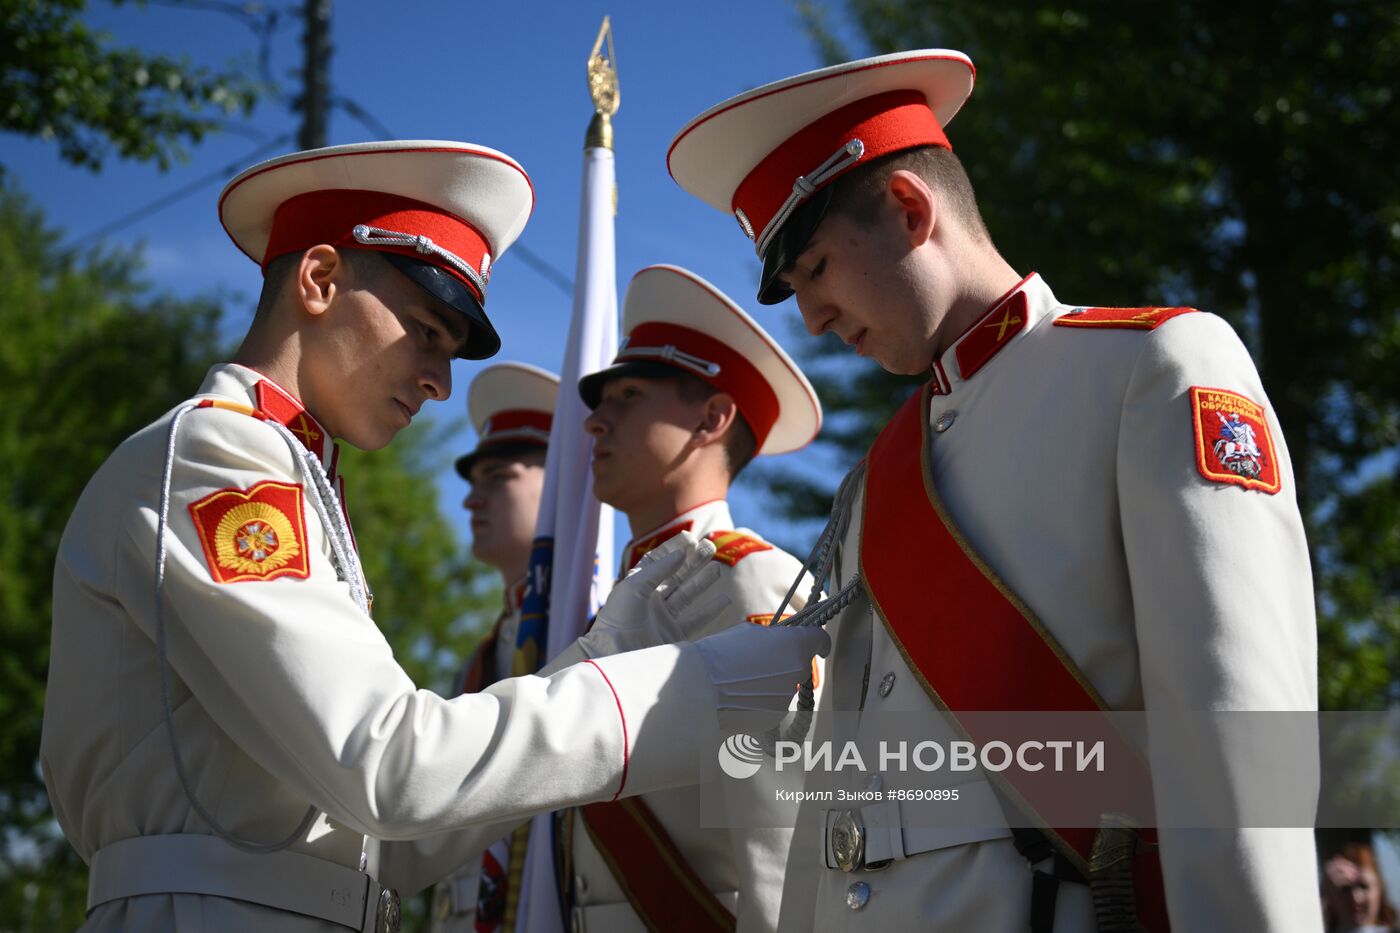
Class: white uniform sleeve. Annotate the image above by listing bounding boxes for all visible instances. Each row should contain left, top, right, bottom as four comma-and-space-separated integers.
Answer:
716, 545, 811, 933
1116, 312, 1322, 931
114, 407, 713, 844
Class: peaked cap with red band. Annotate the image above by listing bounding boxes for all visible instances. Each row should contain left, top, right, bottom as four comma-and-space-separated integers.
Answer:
668, 50, 974, 305
578, 264, 821, 456
219, 140, 534, 360
456, 361, 559, 478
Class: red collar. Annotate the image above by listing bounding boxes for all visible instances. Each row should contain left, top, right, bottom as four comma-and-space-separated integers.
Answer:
619, 498, 731, 577
622, 521, 695, 575
930, 273, 1037, 395
254, 378, 333, 468
505, 576, 528, 614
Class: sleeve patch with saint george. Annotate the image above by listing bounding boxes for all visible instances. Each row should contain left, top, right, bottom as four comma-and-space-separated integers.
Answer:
189, 480, 312, 583
1189, 387, 1281, 494
1053, 306, 1199, 330
706, 530, 773, 566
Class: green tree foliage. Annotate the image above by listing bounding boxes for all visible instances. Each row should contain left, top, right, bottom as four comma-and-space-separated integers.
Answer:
0, 180, 497, 928
781, 1, 1400, 707
0, 179, 231, 928
0, 0, 261, 170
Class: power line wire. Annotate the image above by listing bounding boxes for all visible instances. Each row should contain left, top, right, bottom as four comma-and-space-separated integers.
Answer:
333, 97, 393, 140
65, 134, 293, 250
510, 243, 575, 297
60, 2, 577, 296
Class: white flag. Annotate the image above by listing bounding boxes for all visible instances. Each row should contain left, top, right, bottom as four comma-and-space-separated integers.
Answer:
512, 143, 618, 933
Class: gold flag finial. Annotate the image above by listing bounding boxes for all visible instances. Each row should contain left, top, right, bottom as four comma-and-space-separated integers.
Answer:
585, 16, 619, 149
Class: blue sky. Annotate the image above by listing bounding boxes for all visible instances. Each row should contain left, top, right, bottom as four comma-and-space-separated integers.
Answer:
3, 0, 868, 553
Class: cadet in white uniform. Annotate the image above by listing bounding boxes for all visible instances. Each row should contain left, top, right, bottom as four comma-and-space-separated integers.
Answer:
668, 52, 1320, 932
554, 264, 823, 933
41, 141, 828, 932
430, 362, 559, 933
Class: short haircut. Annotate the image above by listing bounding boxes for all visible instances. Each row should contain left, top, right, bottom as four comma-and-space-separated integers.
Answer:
667, 370, 759, 478
473, 443, 546, 472
457, 441, 547, 483
253, 247, 387, 323
826, 145, 990, 242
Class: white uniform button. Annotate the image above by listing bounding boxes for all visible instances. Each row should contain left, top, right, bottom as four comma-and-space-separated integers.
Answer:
574, 874, 589, 896
878, 672, 896, 697
934, 411, 957, 433
847, 881, 871, 910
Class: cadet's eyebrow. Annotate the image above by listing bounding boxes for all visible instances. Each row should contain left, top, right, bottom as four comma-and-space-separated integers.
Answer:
780, 238, 824, 286
425, 304, 468, 352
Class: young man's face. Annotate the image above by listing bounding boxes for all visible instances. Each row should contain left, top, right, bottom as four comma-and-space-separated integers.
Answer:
585, 375, 705, 514
779, 199, 948, 376
465, 449, 547, 576
304, 252, 467, 450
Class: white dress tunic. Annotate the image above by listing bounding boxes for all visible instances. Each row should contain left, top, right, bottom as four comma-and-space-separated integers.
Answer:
775, 275, 1321, 933
43, 363, 715, 931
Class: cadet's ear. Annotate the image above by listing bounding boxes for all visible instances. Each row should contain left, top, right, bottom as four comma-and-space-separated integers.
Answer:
295, 245, 342, 317
886, 169, 937, 248
693, 392, 739, 450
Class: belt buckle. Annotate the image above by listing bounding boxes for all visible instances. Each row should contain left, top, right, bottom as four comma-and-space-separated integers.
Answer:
375, 886, 401, 933
831, 809, 865, 873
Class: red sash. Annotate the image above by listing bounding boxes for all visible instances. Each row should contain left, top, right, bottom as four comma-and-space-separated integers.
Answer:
575, 799, 735, 932
860, 383, 1169, 932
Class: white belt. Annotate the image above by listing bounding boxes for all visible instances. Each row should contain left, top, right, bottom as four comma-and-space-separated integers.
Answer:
823, 780, 1013, 870
570, 890, 739, 933
87, 833, 399, 931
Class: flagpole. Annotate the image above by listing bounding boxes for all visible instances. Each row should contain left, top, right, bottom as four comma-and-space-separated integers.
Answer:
511, 18, 620, 933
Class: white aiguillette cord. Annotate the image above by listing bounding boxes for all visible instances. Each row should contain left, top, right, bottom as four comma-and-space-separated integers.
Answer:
764, 461, 868, 751
153, 402, 369, 854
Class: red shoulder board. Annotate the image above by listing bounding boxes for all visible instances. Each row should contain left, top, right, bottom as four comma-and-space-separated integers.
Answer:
1053, 306, 1199, 330
706, 530, 773, 567
189, 480, 311, 583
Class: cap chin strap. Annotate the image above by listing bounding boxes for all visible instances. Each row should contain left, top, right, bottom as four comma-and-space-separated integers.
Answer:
753, 138, 865, 259
352, 224, 489, 301
616, 338, 722, 379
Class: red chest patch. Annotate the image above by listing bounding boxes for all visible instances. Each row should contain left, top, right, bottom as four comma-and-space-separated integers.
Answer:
1053, 306, 1198, 330
706, 530, 772, 566
189, 480, 312, 583
1189, 387, 1281, 494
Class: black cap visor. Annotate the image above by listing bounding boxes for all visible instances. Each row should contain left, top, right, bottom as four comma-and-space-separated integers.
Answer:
578, 360, 693, 409
455, 438, 547, 480
756, 185, 834, 306
381, 251, 501, 360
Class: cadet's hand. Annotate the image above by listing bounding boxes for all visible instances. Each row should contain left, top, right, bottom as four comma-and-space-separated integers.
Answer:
694, 621, 831, 713
580, 532, 732, 658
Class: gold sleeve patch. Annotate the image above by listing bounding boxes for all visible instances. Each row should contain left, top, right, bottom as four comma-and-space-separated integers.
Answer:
1053, 306, 1199, 330
706, 530, 773, 566
189, 480, 311, 583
